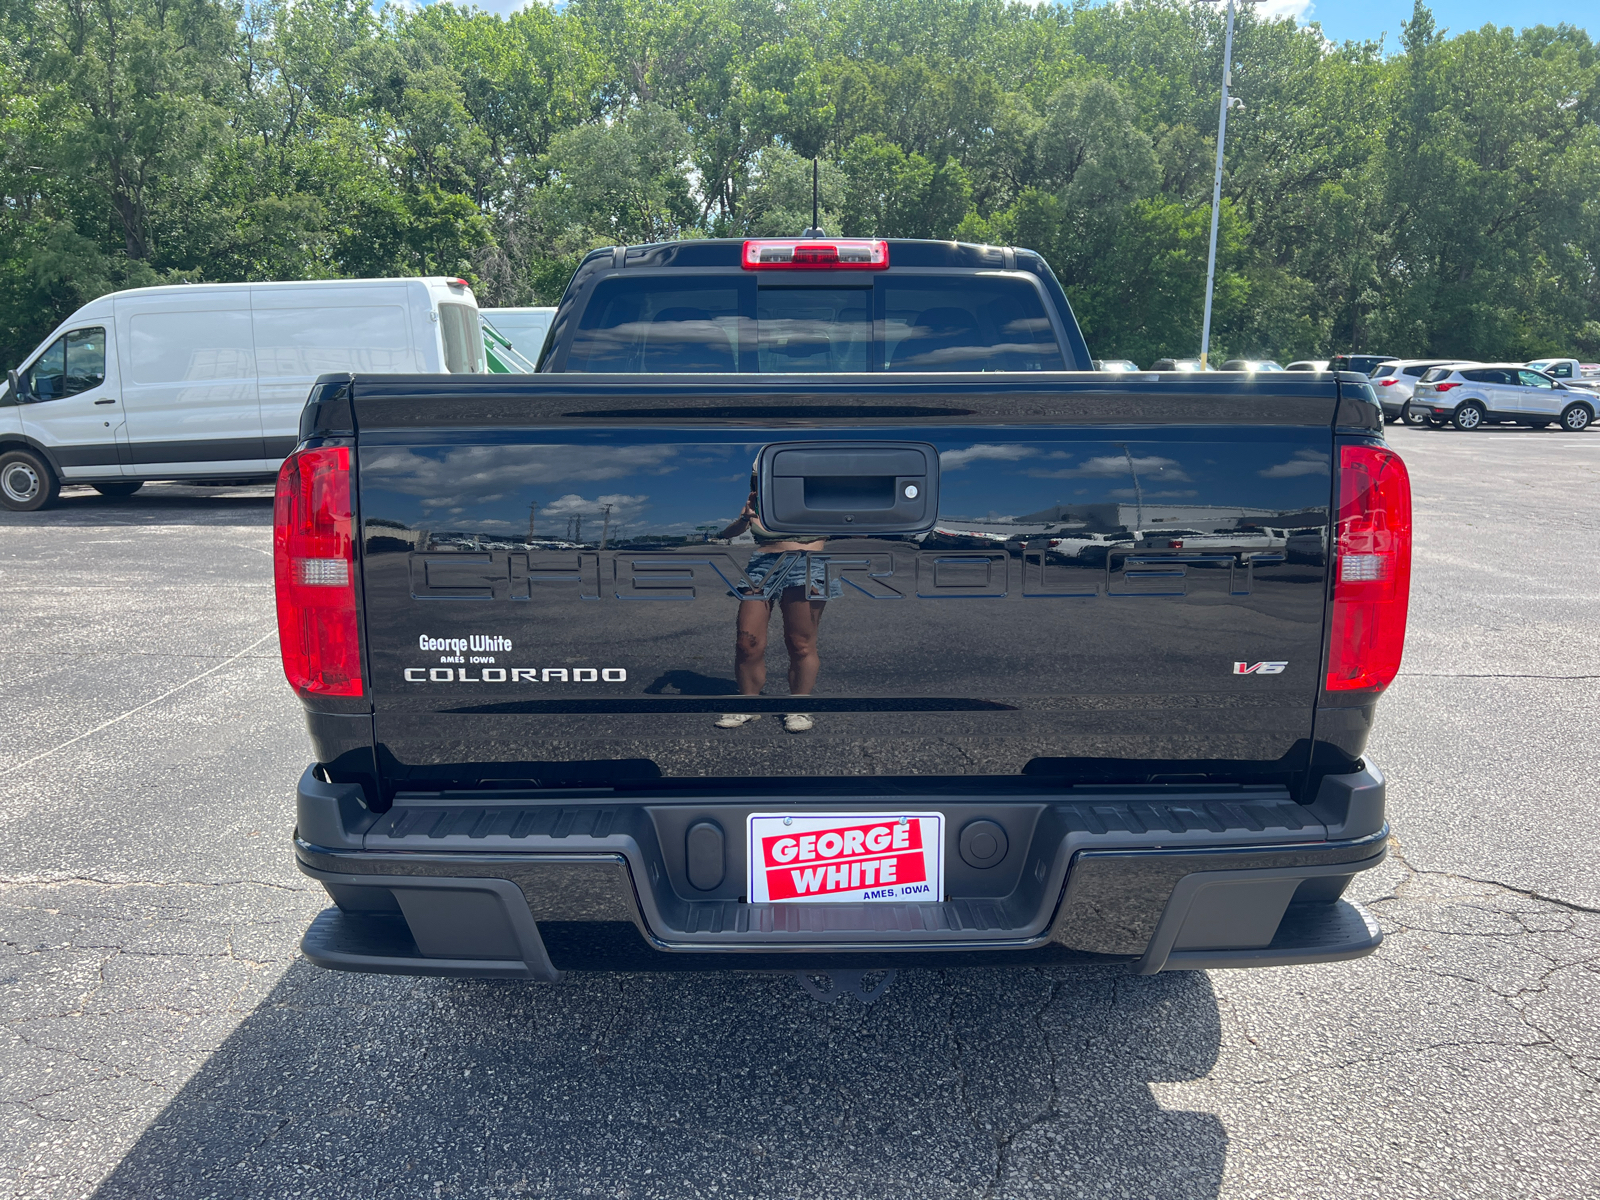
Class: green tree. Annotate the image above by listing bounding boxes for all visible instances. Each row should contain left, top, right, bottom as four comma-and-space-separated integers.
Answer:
841, 134, 970, 238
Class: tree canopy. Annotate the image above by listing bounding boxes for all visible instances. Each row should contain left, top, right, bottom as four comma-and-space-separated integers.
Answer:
2, 0, 1596, 367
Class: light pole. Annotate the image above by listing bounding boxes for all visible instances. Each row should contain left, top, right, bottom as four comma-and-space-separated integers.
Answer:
1198, 0, 1243, 368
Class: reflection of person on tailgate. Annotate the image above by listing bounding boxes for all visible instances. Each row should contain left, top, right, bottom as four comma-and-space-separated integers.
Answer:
714, 466, 841, 733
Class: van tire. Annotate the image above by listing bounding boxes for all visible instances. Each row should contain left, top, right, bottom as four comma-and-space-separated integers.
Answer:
92, 481, 144, 499
1560, 403, 1593, 432
1452, 402, 1485, 431
0, 448, 60, 511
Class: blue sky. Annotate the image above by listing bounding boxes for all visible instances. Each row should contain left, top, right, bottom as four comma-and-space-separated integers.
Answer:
1262, 0, 1591, 45
452, 1, 1591, 44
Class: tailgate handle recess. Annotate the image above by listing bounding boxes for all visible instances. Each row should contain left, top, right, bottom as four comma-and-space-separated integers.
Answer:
758, 441, 939, 535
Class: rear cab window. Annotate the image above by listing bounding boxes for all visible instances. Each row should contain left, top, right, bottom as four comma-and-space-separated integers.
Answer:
568, 280, 751, 372
557, 270, 1067, 373
880, 278, 1064, 371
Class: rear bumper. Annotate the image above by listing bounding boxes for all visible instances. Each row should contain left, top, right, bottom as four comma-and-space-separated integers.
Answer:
293, 763, 1390, 978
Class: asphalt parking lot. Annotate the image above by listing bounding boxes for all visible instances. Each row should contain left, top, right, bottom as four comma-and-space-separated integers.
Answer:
2, 423, 1598, 1200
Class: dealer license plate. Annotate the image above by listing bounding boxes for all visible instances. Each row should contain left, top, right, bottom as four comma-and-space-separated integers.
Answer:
747, 812, 944, 904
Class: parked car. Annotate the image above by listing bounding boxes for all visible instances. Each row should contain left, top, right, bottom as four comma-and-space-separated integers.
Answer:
1093, 358, 1141, 372
1329, 354, 1397, 376
1411, 364, 1595, 431
1150, 358, 1216, 371
1219, 359, 1286, 372
1368, 359, 1475, 425
1, 277, 483, 512
281, 235, 1398, 987
480, 307, 556, 363
1525, 359, 1600, 396
1286, 360, 1331, 372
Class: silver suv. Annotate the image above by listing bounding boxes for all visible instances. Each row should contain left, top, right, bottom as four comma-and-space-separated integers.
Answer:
1412, 364, 1596, 431
1368, 359, 1475, 424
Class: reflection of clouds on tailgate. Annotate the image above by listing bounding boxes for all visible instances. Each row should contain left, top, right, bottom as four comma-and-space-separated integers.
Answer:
362, 444, 682, 511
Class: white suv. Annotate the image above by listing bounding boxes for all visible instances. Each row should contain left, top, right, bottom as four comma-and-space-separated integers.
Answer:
1412, 364, 1596, 432
1368, 359, 1475, 424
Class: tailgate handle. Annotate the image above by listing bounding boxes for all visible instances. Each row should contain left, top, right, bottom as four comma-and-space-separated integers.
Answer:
757, 441, 938, 535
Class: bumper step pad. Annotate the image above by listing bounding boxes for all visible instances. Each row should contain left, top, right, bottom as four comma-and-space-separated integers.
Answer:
1152, 898, 1382, 972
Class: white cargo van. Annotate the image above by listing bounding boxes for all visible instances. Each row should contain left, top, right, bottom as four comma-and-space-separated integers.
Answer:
0, 277, 482, 510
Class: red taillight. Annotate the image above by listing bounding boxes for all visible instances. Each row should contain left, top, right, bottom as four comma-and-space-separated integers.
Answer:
1327, 444, 1411, 694
273, 446, 362, 697
1377, 378, 1399, 386
741, 239, 889, 270
1433, 381, 1460, 392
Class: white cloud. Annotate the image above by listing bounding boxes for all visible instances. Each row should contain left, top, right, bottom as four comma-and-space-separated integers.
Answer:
541, 492, 652, 522
361, 444, 681, 512
1259, 449, 1331, 478
940, 444, 1041, 471
1027, 454, 1190, 481
1255, 0, 1315, 23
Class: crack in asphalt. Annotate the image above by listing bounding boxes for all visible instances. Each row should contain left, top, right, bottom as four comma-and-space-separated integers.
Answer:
1377, 840, 1600, 915
0, 629, 276, 779
983, 975, 1065, 1199
1361, 841, 1600, 1087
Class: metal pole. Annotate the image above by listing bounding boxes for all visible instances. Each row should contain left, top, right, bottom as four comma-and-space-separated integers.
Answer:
1199, 0, 1235, 368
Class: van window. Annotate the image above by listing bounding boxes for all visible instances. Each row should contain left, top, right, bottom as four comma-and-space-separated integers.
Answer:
880, 278, 1063, 371
568, 281, 747, 372
27, 328, 106, 400
439, 303, 485, 373
26, 337, 65, 400
255, 307, 413, 376
130, 311, 254, 383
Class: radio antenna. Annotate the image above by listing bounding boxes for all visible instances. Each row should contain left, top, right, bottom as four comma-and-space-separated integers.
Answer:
803, 157, 823, 238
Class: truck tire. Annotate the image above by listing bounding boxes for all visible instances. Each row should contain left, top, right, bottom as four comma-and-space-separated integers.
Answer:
0, 448, 60, 512
1452, 402, 1485, 431
1560, 403, 1593, 432
92, 481, 144, 499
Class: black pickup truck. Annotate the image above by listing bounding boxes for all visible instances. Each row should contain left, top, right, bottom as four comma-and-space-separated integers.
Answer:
281, 238, 1408, 982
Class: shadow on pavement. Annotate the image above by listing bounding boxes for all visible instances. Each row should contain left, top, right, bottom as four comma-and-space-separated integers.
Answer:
91, 960, 1226, 1198
1, 484, 274, 528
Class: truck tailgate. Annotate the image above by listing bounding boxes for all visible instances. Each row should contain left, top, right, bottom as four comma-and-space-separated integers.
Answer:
350, 378, 1338, 794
